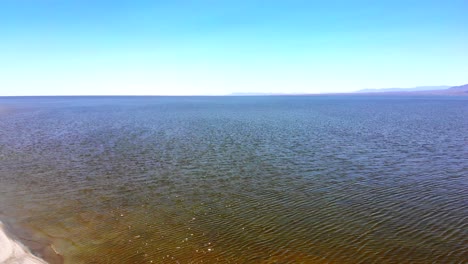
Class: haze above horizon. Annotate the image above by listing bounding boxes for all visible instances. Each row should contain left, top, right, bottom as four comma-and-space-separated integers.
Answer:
1, 1, 467, 96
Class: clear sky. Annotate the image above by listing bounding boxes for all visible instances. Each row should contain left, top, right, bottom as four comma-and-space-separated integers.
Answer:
1, 0, 467, 96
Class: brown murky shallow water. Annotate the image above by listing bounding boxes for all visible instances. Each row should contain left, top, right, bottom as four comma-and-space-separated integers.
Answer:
0, 96, 467, 263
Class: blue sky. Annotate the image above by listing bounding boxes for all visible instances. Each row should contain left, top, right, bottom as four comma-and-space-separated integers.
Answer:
0, 0, 467, 95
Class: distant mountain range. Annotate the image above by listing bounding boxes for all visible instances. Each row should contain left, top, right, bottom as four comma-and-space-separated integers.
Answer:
356, 86, 451, 93
356, 84, 468, 95
229, 92, 292, 96
446, 84, 468, 92
230, 84, 468, 96
425, 84, 468, 95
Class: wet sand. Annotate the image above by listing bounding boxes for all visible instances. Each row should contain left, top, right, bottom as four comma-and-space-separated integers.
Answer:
0, 221, 47, 264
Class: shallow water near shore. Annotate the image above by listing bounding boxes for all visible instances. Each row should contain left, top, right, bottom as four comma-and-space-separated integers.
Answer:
0, 96, 467, 263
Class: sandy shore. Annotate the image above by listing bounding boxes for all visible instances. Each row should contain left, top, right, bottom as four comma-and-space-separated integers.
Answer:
0, 221, 47, 264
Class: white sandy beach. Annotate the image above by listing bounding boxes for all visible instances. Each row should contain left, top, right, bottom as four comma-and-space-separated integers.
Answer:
0, 222, 47, 264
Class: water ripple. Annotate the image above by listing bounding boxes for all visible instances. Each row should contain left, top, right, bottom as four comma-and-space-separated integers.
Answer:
0, 96, 467, 263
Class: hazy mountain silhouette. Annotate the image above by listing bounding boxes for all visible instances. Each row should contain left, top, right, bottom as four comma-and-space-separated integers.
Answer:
356, 86, 450, 93
356, 84, 468, 95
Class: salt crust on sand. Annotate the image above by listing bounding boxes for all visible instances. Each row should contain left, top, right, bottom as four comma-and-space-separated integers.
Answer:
0, 222, 47, 264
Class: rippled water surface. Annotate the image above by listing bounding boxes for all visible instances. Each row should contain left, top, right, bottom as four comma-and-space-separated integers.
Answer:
0, 96, 467, 263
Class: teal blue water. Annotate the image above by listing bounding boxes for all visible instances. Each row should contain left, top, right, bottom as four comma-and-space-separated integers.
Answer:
0, 96, 467, 263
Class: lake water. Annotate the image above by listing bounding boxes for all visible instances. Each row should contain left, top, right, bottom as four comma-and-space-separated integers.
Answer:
0, 96, 467, 263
